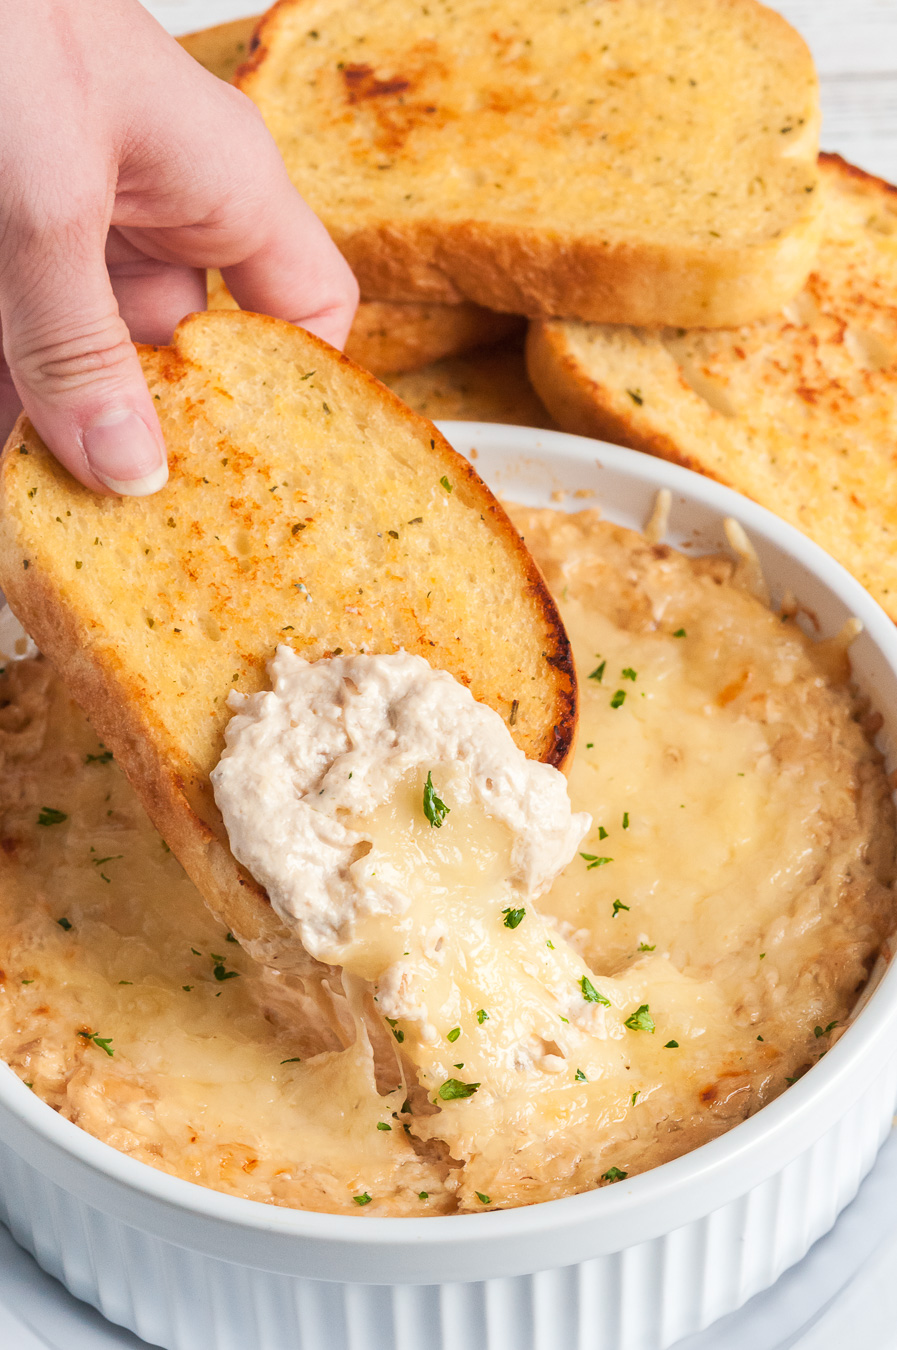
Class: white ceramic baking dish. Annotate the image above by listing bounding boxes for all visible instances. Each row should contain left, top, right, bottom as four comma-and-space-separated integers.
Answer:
1, 422, 896, 1350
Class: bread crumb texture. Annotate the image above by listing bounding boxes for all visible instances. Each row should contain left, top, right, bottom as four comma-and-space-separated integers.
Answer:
527, 155, 897, 621
238, 0, 821, 325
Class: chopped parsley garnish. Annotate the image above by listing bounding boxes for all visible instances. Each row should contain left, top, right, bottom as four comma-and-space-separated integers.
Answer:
447, 1027, 461, 1043
622, 812, 630, 829
580, 854, 612, 870
588, 660, 606, 682
546, 939, 555, 950
85, 751, 113, 765
440, 476, 453, 493
586, 742, 594, 748
626, 388, 643, 405
226, 932, 238, 943
631, 1091, 639, 1105
757, 1035, 764, 1041
612, 900, 630, 917
602, 1166, 628, 1182
386, 1018, 405, 1044
638, 942, 655, 952
212, 962, 239, 982
437, 1078, 479, 1100
475, 1192, 491, 1204
377, 1122, 392, 1131
673, 628, 687, 638
610, 690, 626, 709
79, 1031, 114, 1057
814, 1021, 838, 1038
785, 1075, 798, 1085
182, 986, 193, 992
353, 1193, 372, 1206
423, 771, 450, 828
476, 1009, 489, 1024
21, 979, 33, 985
502, 906, 526, 929
419, 1191, 429, 1200
37, 807, 67, 827
281, 1057, 302, 1064
624, 1004, 655, 1033
598, 825, 608, 840
621, 668, 637, 681
580, 976, 610, 1006
56, 917, 72, 931
664, 1040, 679, 1049
574, 1068, 588, 1082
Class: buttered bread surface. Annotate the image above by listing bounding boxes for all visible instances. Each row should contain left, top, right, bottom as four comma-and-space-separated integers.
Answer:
0, 507, 891, 1213
238, 0, 822, 326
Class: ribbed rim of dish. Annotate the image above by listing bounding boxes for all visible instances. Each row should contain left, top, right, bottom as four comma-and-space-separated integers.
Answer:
3, 424, 897, 1246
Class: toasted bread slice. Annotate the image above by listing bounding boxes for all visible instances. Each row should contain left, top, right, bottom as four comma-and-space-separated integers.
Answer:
237, 0, 821, 327
526, 154, 897, 621
384, 336, 557, 429
0, 312, 574, 966
207, 268, 521, 376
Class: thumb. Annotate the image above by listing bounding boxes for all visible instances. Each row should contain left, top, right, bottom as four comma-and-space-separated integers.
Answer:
1, 219, 168, 496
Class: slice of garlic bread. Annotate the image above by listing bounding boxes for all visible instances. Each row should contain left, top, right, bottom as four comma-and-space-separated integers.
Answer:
526, 154, 897, 622
207, 268, 521, 376
0, 311, 574, 964
237, 0, 821, 327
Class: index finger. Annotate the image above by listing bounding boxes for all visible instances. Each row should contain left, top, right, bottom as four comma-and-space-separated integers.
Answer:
222, 183, 359, 348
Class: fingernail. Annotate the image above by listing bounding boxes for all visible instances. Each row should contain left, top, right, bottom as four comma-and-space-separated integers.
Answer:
83, 410, 168, 497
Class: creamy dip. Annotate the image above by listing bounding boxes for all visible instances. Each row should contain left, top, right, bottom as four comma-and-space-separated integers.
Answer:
0, 506, 893, 1215
210, 648, 589, 962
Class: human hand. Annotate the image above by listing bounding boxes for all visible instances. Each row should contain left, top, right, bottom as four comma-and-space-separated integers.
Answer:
0, 0, 358, 495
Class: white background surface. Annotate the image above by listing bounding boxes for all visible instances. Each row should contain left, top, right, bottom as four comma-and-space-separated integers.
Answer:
1, 3, 895, 1347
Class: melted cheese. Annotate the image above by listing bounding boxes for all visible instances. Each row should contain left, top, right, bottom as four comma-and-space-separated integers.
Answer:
0, 507, 893, 1215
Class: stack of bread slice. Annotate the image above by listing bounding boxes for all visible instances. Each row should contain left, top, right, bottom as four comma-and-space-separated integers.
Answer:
527, 155, 897, 623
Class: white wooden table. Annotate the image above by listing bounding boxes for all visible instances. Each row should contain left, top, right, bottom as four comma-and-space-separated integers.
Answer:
144, 0, 897, 185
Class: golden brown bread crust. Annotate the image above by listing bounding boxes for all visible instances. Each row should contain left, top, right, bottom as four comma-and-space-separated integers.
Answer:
0, 312, 575, 964
238, 0, 822, 327
322, 218, 823, 329
525, 319, 704, 471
